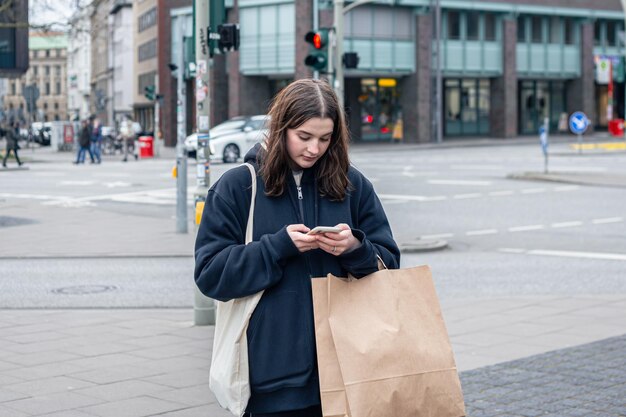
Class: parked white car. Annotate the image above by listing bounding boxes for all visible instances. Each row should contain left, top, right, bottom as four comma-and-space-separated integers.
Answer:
184, 115, 269, 163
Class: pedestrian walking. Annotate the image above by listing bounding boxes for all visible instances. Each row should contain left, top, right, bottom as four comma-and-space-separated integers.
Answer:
91, 117, 103, 163
194, 79, 400, 416
2, 121, 24, 168
74, 120, 95, 164
120, 116, 138, 162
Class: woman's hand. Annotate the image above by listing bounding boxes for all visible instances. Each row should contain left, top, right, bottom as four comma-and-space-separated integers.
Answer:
286, 224, 319, 252
314, 224, 360, 256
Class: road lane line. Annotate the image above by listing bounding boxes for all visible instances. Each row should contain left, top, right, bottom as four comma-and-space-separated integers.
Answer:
466, 229, 498, 236
420, 233, 454, 239
551, 221, 583, 228
499, 248, 626, 261
508, 225, 545, 232
453, 193, 482, 199
379, 194, 447, 202
428, 179, 493, 186
592, 217, 624, 224
521, 188, 547, 194
489, 190, 515, 196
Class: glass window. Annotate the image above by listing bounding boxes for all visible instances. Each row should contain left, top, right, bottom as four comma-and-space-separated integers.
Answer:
607, 20, 616, 46
447, 11, 460, 40
594, 20, 602, 46
466, 12, 479, 41
517, 16, 527, 42
46, 49, 50, 57
565, 18, 576, 45
45, 66, 50, 75
531, 16, 543, 43
33, 66, 38, 75
484, 13, 496, 41
549, 17, 561, 44
56, 82, 61, 95
45, 83, 50, 95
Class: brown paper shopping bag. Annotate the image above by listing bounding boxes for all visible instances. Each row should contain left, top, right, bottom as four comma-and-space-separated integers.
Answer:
311, 277, 352, 417
312, 265, 465, 417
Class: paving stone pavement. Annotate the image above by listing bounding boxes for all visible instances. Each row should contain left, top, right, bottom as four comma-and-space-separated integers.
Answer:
0, 309, 625, 416
461, 334, 626, 417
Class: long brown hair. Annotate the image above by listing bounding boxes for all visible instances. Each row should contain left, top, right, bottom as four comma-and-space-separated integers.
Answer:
259, 79, 351, 201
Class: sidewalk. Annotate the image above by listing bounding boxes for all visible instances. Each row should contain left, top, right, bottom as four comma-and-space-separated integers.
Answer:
0, 302, 624, 416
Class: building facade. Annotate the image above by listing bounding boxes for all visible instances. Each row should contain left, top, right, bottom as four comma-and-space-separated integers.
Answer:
2, 32, 68, 123
90, 0, 113, 125
133, 0, 159, 131
111, 0, 135, 124
209, 0, 623, 143
67, 7, 92, 121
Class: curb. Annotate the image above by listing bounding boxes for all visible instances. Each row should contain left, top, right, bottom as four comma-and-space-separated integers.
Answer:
400, 239, 449, 253
508, 172, 626, 189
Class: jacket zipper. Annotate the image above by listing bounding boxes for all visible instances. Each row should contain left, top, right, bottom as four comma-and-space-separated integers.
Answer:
294, 173, 313, 278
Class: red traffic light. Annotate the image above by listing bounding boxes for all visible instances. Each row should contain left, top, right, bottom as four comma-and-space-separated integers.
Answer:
313, 33, 322, 49
305, 30, 329, 50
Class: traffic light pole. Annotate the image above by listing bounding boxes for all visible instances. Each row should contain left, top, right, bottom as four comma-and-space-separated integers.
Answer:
193, 0, 216, 326
333, 0, 345, 108
176, 18, 189, 234
154, 72, 160, 157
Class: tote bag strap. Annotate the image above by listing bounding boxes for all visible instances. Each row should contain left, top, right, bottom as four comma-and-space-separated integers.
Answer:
243, 163, 256, 244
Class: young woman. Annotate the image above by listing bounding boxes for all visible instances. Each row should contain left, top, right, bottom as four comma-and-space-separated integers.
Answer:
194, 79, 400, 417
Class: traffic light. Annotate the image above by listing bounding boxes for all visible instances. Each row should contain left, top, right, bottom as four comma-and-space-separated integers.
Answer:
144, 85, 156, 101
304, 29, 329, 72
343, 52, 359, 69
217, 24, 240, 53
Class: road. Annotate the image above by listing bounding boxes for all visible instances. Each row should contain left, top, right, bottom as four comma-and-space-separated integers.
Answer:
1, 138, 625, 308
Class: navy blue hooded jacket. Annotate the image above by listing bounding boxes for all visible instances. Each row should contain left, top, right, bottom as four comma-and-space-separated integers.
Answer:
194, 144, 400, 413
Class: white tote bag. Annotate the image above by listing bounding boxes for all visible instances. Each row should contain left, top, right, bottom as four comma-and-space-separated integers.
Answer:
209, 163, 264, 416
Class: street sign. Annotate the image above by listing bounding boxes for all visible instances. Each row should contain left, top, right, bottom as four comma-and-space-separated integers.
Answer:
569, 111, 589, 135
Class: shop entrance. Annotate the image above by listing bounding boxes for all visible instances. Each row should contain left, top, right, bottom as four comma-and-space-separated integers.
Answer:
444, 79, 490, 136
519, 80, 566, 134
358, 78, 399, 141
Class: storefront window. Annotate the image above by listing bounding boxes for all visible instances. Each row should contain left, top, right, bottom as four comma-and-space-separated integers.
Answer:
531, 16, 543, 43
358, 78, 399, 141
518, 16, 527, 43
485, 13, 496, 41
565, 18, 575, 45
519, 80, 566, 134
444, 78, 490, 136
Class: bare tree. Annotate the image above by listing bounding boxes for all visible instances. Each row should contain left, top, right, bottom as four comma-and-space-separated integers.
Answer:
0, 0, 97, 33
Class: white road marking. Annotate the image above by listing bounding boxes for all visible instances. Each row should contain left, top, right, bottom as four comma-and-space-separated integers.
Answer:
508, 225, 545, 232
499, 248, 526, 254
427, 179, 493, 186
450, 165, 505, 170
551, 221, 583, 228
59, 181, 96, 186
500, 248, 626, 261
102, 181, 133, 188
592, 217, 624, 224
379, 194, 447, 202
489, 190, 515, 196
420, 233, 455, 240
453, 193, 482, 199
0, 193, 64, 201
466, 229, 498, 236
521, 188, 547, 194
550, 167, 607, 172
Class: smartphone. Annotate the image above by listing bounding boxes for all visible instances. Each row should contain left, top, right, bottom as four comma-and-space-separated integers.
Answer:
307, 226, 342, 235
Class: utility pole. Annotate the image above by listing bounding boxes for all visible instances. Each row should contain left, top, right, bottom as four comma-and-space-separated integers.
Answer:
434, 0, 443, 143
193, 0, 215, 325
154, 73, 160, 157
176, 18, 188, 234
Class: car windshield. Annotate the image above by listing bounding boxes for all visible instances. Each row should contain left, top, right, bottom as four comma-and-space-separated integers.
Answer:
212, 120, 245, 133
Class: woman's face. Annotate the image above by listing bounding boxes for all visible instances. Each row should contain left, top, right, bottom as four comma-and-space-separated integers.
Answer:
285, 117, 334, 170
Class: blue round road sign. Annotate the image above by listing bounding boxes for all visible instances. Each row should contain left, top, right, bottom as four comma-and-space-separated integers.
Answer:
569, 112, 589, 135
